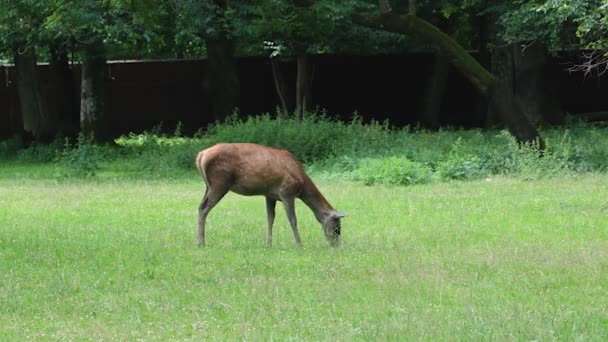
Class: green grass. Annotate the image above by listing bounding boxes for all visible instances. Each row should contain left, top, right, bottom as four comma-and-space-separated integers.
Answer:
2, 173, 608, 340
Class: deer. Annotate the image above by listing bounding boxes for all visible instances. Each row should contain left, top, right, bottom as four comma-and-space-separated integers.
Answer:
195, 143, 344, 247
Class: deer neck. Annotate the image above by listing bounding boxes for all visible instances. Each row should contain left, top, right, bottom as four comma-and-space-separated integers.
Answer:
300, 178, 334, 223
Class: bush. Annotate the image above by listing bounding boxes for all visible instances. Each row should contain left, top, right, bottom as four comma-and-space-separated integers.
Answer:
204, 111, 353, 163
0, 137, 22, 160
436, 138, 490, 180
497, 131, 572, 180
16, 139, 63, 163
356, 157, 433, 186
113, 125, 206, 178
437, 155, 488, 180
55, 134, 101, 178
2, 113, 607, 183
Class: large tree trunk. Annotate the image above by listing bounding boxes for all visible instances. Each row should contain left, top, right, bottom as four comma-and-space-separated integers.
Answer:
14, 48, 55, 142
295, 53, 313, 115
80, 36, 108, 142
205, 0, 239, 122
488, 43, 563, 128
351, 12, 543, 146
50, 42, 77, 137
271, 59, 291, 113
408, 0, 416, 16
512, 43, 564, 126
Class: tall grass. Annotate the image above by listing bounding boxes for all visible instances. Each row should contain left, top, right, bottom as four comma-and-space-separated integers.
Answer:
1, 112, 607, 182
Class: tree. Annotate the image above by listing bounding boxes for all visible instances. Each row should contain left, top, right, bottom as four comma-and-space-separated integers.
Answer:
176, 0, 240, 122
252, 0, 372, 114
352, 0, 544, 146
0, 0, 57, 142
43, 0, 173, 141
501, 0, 608, 77
43, 1, 110, 141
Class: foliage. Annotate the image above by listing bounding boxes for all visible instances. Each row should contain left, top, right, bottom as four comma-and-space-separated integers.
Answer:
436, 139, 488, 180
14, 139, 64, 163
0, 0, 54, 53
356, 156, 433, 186
251, 0, 376, 56
0, 0, 419, 62
3, 0, 608, 63
0, 137, 22, 160
54, 133, 101, 178
203, 111, 357, 163
2, 114, 607, 183
500, 0, 596, 48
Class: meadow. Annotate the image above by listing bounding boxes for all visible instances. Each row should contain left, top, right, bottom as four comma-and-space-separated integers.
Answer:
1, 114, 607, 340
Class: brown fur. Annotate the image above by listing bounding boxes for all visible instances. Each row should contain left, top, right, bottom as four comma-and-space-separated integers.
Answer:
195, 143, 343, 247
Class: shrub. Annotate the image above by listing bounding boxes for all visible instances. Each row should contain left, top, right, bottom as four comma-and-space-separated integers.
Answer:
16, 139, 63, 163
113, 123, 207, 178
204, 111, 352, 163
3, 113, 607, 183
0, 137, 22, 160
55, 134, 101, 178
497, 131, 572, 180
436, 138, 490, 180
437, 155, 488, 180
356, 157, 433, 186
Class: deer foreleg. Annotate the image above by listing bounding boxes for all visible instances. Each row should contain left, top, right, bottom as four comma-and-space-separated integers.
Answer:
282, 197, 302, 246
265, 197, 276, 247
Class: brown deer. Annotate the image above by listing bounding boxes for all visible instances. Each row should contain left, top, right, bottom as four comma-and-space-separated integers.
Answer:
195, 143, 344, 247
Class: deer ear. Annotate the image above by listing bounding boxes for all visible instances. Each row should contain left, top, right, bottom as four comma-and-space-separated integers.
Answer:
332, 211, 345, 218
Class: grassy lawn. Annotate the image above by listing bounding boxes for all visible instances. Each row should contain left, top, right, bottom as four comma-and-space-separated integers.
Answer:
1, 172, 608, 340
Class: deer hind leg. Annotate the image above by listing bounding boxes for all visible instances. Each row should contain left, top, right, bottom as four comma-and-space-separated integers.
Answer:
197, 184, 229, 247
281, 196, 302, 246
265, 197, 276, 247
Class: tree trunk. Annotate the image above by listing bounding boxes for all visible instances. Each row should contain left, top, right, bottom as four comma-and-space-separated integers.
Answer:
14, 48, 55, 142
271, 59, 291, 113
485, 44, 515, 127
512, 43, 564, 126
351, 12, 543, 146
295, 53, 313, 115
378, 0, 392, 14
205, 0, 239, 122
476, 14, 491, 69
421, 52, 449, 129
50, 42, 77, 137
80, 36, 108, 142
408, 0, 416, 16
488, 43, 564, 127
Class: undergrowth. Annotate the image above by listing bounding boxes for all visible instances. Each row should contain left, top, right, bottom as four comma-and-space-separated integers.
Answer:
1, 112, 607, 183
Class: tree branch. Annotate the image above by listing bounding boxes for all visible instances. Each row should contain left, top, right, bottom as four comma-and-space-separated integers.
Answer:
351, 12, 496, 94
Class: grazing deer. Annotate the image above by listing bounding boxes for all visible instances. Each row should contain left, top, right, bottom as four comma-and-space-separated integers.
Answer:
195, 143, 344, 247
